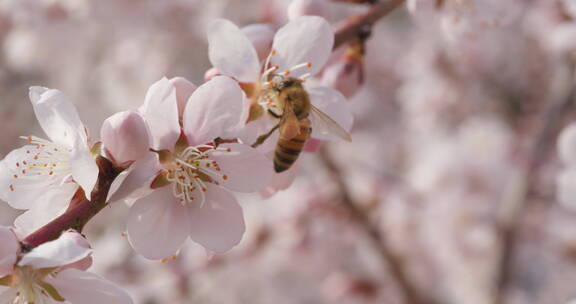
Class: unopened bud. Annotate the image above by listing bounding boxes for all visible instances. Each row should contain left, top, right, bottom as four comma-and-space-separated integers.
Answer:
101, 110, 150, 167
169, 77, 197, 117
242, 24, 275, 60
204, 67, 222, 82
288, 0, 329, 20
321, 41, 364, 98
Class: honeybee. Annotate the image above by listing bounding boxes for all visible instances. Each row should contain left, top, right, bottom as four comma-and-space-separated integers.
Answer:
252, 77, 351, 172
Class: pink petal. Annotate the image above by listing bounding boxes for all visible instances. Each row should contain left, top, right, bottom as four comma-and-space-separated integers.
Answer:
287, 0, 329, 20
271, 16, 334, 77
70, 135, 99, 199
46, 268, 133, 304
303, 138, 322, 152
0, 146, 57, 209
29, 86, 84, 148
207, 19, 260, 83
101, 111, 151, 166
308, 87, 354, 141
260, 161, 299, 198
141, 77, 180, 151
183, 76, 245, 145
107, 152, 161, 204
0, 288, 17, 302
188, 184, 245, 253
127, 186, 190, 260
14, 183, 77, 235
237, 115, 279, 153
169, 77, 197, 118
19, 230, 92, 269
0, 226, 19, 277
241, 23, 275, 61
210, 143, 273, 193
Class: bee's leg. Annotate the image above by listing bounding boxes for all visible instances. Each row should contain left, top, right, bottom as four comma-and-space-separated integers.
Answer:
252, 124, 280, 148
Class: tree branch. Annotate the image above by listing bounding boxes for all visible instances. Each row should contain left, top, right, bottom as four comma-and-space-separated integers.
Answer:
319, 147, 430, 304
333, 0, 406, 49
494, 64, 576, 304
21, 156, 123, 250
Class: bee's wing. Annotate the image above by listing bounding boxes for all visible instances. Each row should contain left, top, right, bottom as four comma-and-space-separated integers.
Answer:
310, 105, 352, 142
279, 102, 301, 140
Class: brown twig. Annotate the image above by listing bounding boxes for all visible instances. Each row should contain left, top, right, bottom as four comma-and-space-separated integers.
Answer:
319, 147, 430, 304
494, 64, 576, 304
333, 0, 406, 49
21, 156, 123, 250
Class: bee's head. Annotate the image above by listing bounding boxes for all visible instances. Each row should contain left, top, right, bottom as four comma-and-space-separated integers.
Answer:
280, 77, 303, 89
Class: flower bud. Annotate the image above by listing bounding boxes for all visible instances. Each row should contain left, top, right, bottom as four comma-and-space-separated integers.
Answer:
169, 77, 197, 117
288, 0, 329, 20
321, 41, 365, 98
242, 23, 275, 60
101, 110, 150, 166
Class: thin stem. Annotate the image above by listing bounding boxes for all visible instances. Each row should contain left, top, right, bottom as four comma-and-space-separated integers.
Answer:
333, 0, 406, 49
319, 147, 430, 304
21, 156, 123, 250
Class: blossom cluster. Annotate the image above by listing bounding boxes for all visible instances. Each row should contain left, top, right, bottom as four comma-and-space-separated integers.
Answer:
0, 14, 354, 303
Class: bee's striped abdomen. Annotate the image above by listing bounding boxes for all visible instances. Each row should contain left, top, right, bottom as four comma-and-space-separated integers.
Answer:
274, 120, 311, 173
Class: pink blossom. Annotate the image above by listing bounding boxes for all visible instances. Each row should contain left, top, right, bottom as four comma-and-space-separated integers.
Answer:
207, 16, 353, 194
0, 228, 133, 304
124, 76, 273, 259
101, 110, 151, 167
207, 17, 354, 144
0, 87, 99, 235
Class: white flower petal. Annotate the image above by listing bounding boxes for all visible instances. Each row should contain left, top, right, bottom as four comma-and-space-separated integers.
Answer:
169, 77, 198, 117
559, 122, 576, 166
0, 288, 17, 303
210, 143, 273, 193
0, 146, 56, 209
141, 78, 180, 151
46, 268, 133, 304
107, 152, 160, 204
271, 16, 334, 77
29, 87, 84, 148
183, 76, 245, 145
188, 184, 245, 253
14, 183, 78, 236
308, 87, 353, 141
207, 19, 261, 83
0, 226, 18, 277
19, 230, 92, 269
127, 186, 190, 260
260, 161, 299, 198
241, 23, 275, 61
70, 135, 98, 199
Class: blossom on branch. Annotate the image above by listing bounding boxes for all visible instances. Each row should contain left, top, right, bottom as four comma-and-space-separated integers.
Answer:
0, 227, 133, 304
207, 16, 353, 147
0, 87, 98, 233
123, 76, 273, 260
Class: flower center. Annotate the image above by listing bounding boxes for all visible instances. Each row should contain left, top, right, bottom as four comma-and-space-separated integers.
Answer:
7, 136, 72, 193
165, 144, 231, 206
11, 266, 57, 304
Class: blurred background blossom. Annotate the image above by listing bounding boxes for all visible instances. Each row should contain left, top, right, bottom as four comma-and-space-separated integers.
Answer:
2, 0, 576, 303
